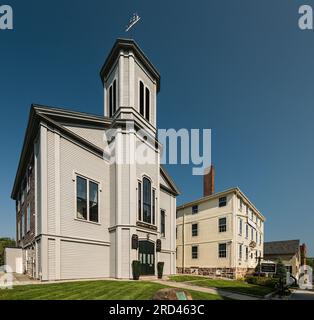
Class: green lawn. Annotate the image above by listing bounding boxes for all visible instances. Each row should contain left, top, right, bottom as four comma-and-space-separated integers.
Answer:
0, 280, 224, 300
168, 275, 274, 297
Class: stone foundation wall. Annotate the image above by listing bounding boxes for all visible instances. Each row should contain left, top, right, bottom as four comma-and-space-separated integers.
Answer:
176, 267, 255, 279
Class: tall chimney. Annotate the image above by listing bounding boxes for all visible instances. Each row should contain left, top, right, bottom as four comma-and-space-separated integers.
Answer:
204, 165, 215, 197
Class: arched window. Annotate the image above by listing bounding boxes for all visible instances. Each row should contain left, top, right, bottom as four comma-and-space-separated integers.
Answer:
145, 87, 150, 121
139, 81, 144, 116
142, 177, 151, 224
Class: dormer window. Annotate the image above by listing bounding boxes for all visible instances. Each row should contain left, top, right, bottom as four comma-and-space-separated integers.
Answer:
109, 79, 117, 117
139, 81, 150, 121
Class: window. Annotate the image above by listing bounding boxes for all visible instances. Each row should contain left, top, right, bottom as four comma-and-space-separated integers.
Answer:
259, 234, 262, 245
109, 86, 113, 117
113, 80, 117, 114
76, 176, 99, 223
17, 220, 20, 241
152, 189, 156, 225
139, 81, 150, 121
251, 227, 254, 241
143, 177, 152, 224
239, 218, 243, 236
77, 176, 87, 220
108, 80, 117, 117
176, 227, 177, 239
160, 210, 165, 237
145, 87, 150, 121
192, 223, 198, 237
138, 182, 141, 220
239, 244, 242, 260
219, 196, 227, 207
219, 243, 227, 258
219, 217, 227, 232
21, 211, 25, 238
89, 181, 99, 223
256, 231, 258, 243
239, 198, 243, 211
245, 246, 249, 261
139, 81, 144, 116
192, 246, 198, 259
245, 224, 248, 239
192, 205, 198, 214
27, 204, 31, 232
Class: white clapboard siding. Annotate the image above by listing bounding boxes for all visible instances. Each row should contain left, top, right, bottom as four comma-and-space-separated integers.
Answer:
48, 239, 56, 280
60, 240, 108, 279
121, 229, 130, 278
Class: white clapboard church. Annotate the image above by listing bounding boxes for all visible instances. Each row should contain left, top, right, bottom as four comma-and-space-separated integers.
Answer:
10, 39, 180, 280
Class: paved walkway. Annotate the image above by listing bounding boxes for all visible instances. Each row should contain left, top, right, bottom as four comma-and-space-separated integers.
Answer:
289, 289, 314, 300
153, 280, 262, 300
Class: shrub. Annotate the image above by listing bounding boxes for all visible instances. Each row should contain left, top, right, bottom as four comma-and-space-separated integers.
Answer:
132, 260, 141, 280
157, 262, 164, 279
245, 276, 279, 288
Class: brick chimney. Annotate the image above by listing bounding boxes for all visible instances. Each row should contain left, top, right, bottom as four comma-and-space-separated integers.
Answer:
203, 165, 215, 197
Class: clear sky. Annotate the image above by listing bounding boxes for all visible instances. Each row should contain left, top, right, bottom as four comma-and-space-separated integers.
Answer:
0, 0, 313, 255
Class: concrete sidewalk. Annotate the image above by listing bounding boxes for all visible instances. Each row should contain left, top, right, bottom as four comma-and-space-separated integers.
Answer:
153, 280, 262, 300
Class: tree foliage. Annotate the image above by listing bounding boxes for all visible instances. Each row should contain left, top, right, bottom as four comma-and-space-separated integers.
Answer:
0, 237, 16, 266
276, 258, 287, 280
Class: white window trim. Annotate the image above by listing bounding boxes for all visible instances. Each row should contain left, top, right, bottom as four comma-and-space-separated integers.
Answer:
74, 173, 101, 225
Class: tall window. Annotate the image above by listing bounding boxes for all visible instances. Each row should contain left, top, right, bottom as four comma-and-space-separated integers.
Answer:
192, 246, 198, 259
139, 81, 150, 121
245, 246, 249, 261
245, 224, 248, 239
138, 182, 142, 221
239, 244, 242, 260
17, 220, 20, 241
21, 211, 25, 238
160, 210, 165, 237
239, 218, 243, 236
109, 86, 113, 117
192, 223, 198, 237
152, 189, 156, 225
109, 80, 117, 117
219, 217, 227, 232
89, 181, 99, 223
27, 204, 31, 232
145, 87, 150, 121
143, 177, 152, 224
76, 176, 99, 223
251, 228, 254, 241
139, 81, 144, 116
219, 243, 227, 258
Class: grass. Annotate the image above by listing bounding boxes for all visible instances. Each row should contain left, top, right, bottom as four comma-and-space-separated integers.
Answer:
168, 275, 274, 297
0, 280, 224, 300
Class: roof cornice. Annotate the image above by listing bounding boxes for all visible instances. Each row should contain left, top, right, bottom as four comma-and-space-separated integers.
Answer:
99, 38, 161, 92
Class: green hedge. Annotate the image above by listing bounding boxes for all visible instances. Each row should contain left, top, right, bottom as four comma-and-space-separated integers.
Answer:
245, 276, 279, 288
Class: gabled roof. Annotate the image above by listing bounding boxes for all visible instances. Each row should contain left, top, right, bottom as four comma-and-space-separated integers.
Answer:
11, 104, 111, 199
11, 104, 180, 199
160, 165, 181, 196
100, 38, 161, 92
177, 187, 266, 221
264, 240, 300, 256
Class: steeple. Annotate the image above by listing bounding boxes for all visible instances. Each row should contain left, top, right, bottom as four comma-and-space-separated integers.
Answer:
100, 39, 160, 133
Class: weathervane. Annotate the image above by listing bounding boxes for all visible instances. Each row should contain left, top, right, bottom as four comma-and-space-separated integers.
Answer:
125, 13, 141, 32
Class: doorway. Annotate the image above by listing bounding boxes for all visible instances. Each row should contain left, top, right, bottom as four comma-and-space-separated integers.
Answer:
138, 241, 155, 275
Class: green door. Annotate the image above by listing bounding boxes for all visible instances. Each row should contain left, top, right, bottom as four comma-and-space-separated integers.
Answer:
139, 241, 155, 275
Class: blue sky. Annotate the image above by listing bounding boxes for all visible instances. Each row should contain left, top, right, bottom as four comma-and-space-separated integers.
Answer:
0, 0, 314, 255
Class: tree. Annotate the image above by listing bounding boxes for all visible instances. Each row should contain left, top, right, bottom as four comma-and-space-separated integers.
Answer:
0, 237, 16, 266
276, 258, 287, 279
